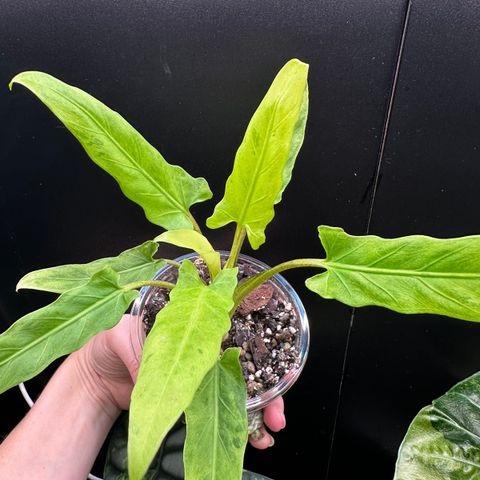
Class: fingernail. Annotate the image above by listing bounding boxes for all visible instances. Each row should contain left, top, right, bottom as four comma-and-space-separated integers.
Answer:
280, 414, 286, 429
268, 437, 275, 447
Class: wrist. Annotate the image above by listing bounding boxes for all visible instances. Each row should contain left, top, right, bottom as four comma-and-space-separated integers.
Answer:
0, 348, 121, 480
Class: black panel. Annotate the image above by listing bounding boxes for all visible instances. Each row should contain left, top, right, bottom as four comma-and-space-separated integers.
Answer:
0, 2, 406, 478
330, 1, 480, 478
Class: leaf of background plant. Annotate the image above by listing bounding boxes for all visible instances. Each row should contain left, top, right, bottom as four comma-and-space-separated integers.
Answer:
306, 226, 480, 322
184, 348, 248, 480
155, 230, 221, 278
0, 268, 137, 394
394, 371, 480, 479
17, 241, 165, 294
128, 261, 237, 480
10, 72, 211, 230
206, 59, 309, 249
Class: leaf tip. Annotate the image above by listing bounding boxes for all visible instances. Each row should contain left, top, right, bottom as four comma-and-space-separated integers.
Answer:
153, 232, 166, 243
9, 71, 31, 92
15, 274, 29, 292
283, 58, 309, 76
8, 76, 19, 92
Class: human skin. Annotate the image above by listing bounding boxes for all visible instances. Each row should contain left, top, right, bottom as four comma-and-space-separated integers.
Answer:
0, 315, 285, 479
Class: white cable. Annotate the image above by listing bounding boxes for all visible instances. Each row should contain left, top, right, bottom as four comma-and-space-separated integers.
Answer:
18, 383, 104, 480
18, 382, 34, 408
87, 473, 103, 480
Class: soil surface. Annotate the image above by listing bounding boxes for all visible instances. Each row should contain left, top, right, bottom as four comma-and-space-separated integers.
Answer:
143, 258, 300, 398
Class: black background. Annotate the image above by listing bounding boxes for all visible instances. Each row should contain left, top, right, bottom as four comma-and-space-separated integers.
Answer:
1, 1, 480, 478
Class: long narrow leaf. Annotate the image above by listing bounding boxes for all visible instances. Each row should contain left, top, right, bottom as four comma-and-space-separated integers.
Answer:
0, 268, 138, 394
128, 261, 237, 480
207, 59, 309, 249
10, 72, 212, 230
17, 241, 165, 294
184, 348, 248, 480
395, 372, 480, 479
307, 226, 480, 321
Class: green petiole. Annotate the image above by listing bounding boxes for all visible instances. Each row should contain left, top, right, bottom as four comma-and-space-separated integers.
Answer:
123, 280, 176, 291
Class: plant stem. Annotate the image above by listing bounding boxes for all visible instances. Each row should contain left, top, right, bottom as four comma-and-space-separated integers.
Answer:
188, 213, 203, 235
225, 225, 246, 269
123, 280, 176, 291
164, 259, 181, 268
232, 258, 326, 309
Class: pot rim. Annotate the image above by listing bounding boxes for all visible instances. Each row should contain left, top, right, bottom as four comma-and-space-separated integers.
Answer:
130, 250, 310, 413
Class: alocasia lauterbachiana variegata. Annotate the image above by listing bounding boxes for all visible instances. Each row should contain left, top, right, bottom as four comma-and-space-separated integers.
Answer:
2, 58, 480, 479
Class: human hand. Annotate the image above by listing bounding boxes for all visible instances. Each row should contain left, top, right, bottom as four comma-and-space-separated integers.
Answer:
73, 314, 286, 446
72, 314, 140, 416
249, 396, 286, 449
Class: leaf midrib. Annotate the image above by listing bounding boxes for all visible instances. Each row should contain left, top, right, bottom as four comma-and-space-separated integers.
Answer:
95, 258, 164, 282
22, 259, 163, 290
432, 405, 480, 444
45, 82, 188, 217
414, 452, 480, 469
0, 288, 124, 368
326, 261, 480, 279
237, 93, 283, 225
144, 288, 215, 451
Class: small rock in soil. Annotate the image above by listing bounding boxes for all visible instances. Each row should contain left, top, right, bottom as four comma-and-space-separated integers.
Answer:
238, 283, 274, 316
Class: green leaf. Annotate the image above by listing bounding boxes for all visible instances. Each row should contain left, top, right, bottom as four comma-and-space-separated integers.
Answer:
104, 412, 186, 480
206, 59, 309, 249
184, 348, 248, 480
0, 268, 138, 394
306, 226, 480, 322
155, 230, 221, 279
128, 261, 238, 480
17, 241, 165, 294
10, 71, 212, 230
395, 372, 480, 479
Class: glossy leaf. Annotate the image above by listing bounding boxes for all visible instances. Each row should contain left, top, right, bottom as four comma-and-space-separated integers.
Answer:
307, 226, 480, 321
17, 241, 165, 294
155, 230, 221, 278
184, 348, 248, 480
395, 372, 480, 479
0, 268, 137, 394
128, 261, 237, 480
10, 71, 212, 230
207, 59, 309, 249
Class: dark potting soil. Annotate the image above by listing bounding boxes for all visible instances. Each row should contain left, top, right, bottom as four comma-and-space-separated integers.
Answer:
143, 258, 300, 398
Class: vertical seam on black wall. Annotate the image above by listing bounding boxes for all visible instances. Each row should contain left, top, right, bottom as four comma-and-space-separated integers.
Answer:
325, 2, 412, 479
366, 0, 412, 234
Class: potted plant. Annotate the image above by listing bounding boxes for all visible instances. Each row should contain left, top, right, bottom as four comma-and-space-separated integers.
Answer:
2, 58, 480, 480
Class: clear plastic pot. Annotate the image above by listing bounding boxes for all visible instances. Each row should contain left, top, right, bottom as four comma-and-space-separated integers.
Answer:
130, 251, 309, 413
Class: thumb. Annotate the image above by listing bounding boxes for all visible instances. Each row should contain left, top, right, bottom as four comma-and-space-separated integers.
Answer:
108, 314, 142, 382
